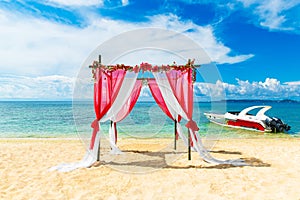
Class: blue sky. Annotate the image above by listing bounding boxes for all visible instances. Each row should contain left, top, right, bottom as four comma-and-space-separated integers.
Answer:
0, 0, 300, 100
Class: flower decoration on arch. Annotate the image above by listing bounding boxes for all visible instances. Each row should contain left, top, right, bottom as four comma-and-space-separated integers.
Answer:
90, 58, 198, 82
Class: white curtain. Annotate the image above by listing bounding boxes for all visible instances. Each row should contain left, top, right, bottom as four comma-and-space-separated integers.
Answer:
152, 72, 190, 148
49, 72, 138, 172
49, 69, 246, 173
101, 72, 138, 154
153, 72, 246, 166
48, 127, 101, 172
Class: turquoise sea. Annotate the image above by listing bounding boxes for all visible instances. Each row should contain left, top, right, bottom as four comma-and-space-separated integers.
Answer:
0, 100, 299, 138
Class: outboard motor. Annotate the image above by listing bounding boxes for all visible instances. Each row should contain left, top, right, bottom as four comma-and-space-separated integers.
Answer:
266, 117, 291, 133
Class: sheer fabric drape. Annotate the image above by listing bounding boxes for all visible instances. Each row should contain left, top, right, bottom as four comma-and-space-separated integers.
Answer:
154, 70, 246, 166
148, 79, 183, 141
90, 68, 126, 150
50, 67, 246, 172
108, 80, 142, 154
49, 71, 138, 172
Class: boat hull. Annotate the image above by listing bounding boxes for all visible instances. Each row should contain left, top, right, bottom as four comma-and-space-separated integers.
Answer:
227, 119, 265, 132
204, 112, 269, 132
204, 105, 290, 133
205, 114, 267, 132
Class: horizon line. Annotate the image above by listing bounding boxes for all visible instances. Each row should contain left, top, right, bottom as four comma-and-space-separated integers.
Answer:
0, 98, 299, 102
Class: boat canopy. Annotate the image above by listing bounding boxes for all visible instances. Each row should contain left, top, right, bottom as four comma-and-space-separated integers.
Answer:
238, 105, 272, 117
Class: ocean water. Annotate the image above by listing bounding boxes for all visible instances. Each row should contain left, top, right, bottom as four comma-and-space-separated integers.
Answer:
0, 100, 299, 138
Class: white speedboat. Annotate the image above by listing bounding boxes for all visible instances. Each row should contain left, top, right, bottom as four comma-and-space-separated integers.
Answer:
204, 105, 290, 133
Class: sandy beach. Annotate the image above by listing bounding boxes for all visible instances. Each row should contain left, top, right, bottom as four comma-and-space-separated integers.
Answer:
1, 137, 300, 200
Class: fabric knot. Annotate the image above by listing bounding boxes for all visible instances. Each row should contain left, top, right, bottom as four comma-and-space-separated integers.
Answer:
91, 119, 99, 132
90, 119, 100, 150
185, 120, 199, 131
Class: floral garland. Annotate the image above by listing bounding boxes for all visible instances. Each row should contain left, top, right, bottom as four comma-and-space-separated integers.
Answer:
90, 59, 198, 82
90, 59, 198, 78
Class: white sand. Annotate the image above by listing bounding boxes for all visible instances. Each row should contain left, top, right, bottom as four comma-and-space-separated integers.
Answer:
0, 137, 300, 199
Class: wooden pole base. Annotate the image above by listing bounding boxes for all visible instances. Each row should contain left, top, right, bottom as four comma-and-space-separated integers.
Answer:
188, 129, 191, 160
174, 120, 177, 150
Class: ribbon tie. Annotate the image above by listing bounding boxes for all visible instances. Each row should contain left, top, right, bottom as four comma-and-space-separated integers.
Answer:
90, 119, 100, 150
185, 120, 199, 132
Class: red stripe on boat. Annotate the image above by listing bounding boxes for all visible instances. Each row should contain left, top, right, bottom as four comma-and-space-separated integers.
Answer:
227, 119, 265, 131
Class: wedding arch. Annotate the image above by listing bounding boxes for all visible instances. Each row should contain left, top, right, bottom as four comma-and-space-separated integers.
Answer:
50, 55, 246, 172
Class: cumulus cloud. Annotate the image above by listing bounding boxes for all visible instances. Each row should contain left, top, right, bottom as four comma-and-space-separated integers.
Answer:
0, 75, 75, 99
1, 74, 299, 100
194, 80, 226, 101
139, 77, 300, 101
284, 81, 300, 86
194, 78, 300, 101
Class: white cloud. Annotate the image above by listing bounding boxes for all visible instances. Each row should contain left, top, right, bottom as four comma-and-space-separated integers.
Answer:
137, 86, 155, 101
284, 81, 300, 85
121, 0, 129, 6
0, 9, 254, 78
194, 80, 226, 101
0, 75, 75, 99
0, 9, 137, 76
140, 86, 151, 97
194, 78, 300, 100
148, 15, 254, 64
46, 0, 103, 7
1, 74, 299, 100
238, 0, 300, 31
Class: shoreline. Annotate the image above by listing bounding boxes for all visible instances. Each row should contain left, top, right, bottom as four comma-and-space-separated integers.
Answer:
1, 137, 300, 199
0, 135, 298, 140
1, 128, 299, 140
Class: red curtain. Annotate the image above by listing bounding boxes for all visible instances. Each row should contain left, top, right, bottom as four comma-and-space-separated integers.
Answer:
148, 79, 174, 120
148, 79, 181, 140
166, 69, 193, 118
94, 68, 126, 120
90, 68, 126, 149
166, 68, 198, 132
114, 80, 143, 122
111, 80, 143, 144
